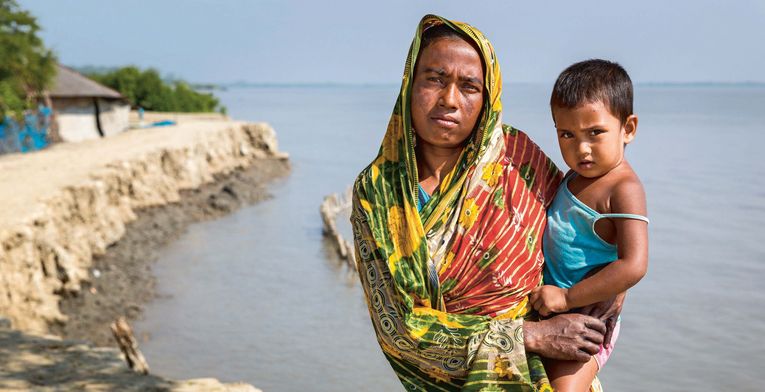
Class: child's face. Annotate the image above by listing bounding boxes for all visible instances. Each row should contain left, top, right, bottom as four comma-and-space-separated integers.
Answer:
552, 101, 637, 178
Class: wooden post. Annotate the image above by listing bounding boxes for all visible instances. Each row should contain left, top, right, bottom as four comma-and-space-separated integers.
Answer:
111, 316, 150, 375
319, 188, 356, 270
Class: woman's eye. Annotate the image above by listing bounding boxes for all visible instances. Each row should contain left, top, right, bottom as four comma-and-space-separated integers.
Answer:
462, 83, 480, 93
427, 77, 443, 85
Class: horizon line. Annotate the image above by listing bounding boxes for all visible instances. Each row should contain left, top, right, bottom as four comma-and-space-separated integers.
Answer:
200, 80, 765, 88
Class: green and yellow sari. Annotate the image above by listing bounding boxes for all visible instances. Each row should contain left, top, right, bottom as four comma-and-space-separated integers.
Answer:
351, 15, 600, 391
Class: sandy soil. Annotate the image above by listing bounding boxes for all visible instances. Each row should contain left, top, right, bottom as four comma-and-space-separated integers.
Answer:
0, 120, 256, 231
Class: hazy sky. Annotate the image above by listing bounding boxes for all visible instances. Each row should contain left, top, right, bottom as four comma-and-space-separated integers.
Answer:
19, 0, 765, 84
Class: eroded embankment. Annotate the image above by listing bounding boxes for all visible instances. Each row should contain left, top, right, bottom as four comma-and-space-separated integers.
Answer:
0, 120, 287, 389
0, 120, 287, 334
52, 158, 289, 346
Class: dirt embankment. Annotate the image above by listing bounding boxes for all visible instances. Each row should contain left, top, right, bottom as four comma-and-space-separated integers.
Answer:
52, 158, 288, 346
0, 120, 288, 390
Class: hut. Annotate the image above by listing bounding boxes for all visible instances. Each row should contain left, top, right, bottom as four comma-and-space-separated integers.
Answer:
48, 65, 130, 142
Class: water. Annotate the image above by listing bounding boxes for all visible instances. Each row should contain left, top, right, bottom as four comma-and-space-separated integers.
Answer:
134, 84, 765, 391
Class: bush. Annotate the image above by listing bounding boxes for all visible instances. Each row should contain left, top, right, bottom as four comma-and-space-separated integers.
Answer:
87, 66, 226, 114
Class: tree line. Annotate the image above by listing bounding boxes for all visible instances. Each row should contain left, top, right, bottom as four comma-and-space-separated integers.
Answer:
86, 67, 226, 114
0, 0, 225, 118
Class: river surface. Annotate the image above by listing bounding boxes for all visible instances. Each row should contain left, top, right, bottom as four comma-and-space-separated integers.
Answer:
134, 84, 765, 391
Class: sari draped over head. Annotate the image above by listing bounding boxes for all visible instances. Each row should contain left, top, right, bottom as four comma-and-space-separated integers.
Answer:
351, 15, 597, 391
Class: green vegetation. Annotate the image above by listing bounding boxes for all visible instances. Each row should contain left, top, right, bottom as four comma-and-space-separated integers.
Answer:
0, 1, 224, 117
87, 66, 226, 114
0, 0, 56, 118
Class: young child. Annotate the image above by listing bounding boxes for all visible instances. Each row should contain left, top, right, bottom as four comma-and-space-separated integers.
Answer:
530, 59, 649, 391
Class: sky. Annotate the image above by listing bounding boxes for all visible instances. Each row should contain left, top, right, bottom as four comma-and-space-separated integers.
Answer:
18, 0, 765, 85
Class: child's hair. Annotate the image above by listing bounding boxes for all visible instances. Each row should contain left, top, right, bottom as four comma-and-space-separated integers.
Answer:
550, 59, 633, 124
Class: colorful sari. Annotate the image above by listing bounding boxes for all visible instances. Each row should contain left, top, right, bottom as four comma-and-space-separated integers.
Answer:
351, 15, 575, 391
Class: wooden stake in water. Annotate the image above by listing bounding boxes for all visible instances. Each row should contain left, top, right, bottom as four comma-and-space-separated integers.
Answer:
111, 316, 150, 375
320, 188, 356, 270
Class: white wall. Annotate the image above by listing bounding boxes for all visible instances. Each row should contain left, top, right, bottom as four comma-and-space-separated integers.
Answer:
55, 98, 100, 142
98, 99, 129, 137
53, 98, 129, 142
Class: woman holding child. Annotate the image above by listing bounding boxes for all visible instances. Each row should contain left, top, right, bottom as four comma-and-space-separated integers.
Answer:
351, 14, 645, 391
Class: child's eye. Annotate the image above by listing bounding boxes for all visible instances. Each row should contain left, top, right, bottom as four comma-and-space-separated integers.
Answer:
589, 129, 605, 136
559, 132, 573, 139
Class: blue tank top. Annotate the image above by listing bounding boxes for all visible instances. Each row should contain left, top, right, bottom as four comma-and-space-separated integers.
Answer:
543, 174, 649, 289
417, 184, 431, 212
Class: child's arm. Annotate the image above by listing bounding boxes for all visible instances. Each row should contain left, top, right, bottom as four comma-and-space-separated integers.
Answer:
531, 179, 648, 316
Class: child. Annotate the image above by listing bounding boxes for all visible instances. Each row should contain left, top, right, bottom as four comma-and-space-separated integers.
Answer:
530, 59, 649, 391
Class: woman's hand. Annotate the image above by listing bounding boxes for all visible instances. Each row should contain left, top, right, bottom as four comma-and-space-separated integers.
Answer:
522, 313, 605, 362
577, 291, 626, 348
530, 285, 570, 316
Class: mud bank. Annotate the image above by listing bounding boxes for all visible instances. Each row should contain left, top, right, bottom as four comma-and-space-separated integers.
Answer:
52, 159, 289, 346
0, 318, 259, 391
0, 120, 287, 389
0, 120, 287, 334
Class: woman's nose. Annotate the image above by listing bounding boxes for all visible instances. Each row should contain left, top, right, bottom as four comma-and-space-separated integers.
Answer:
438, 83, 459, 109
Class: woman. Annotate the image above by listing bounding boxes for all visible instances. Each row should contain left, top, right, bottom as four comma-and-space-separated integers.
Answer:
351, 15, 610, 391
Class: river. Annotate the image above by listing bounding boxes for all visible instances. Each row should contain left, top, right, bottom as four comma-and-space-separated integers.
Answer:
134, 84, 765, 391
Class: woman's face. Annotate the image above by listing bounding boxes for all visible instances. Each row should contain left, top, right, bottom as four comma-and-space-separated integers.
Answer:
411, 37, 484, 150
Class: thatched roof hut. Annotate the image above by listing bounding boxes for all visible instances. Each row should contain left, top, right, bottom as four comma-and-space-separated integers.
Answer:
50, 66, 123, 100
48, 65, 130, 142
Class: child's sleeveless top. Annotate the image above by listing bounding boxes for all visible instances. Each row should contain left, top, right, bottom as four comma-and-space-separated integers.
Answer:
543, 174, 649, 288
417, 184, 431, 212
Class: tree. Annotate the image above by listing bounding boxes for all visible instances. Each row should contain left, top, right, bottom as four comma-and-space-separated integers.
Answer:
88, 66, 225, 114
0, 0, 56, 117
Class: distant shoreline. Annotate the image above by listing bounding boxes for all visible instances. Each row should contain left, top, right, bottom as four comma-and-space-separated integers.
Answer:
637, 81, 765, 88
208, 81, 765, 89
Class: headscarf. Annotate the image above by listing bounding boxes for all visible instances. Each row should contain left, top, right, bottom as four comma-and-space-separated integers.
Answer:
351, 15, 563, 391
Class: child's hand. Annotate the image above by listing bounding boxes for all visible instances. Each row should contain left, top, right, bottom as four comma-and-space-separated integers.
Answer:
530, 285, 570, 317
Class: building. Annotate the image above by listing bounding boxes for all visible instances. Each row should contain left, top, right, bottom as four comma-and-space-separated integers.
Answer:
48, 65, 130, 142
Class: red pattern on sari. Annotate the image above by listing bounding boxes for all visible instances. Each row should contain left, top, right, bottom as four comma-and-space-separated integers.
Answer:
442, 129, 561, 317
